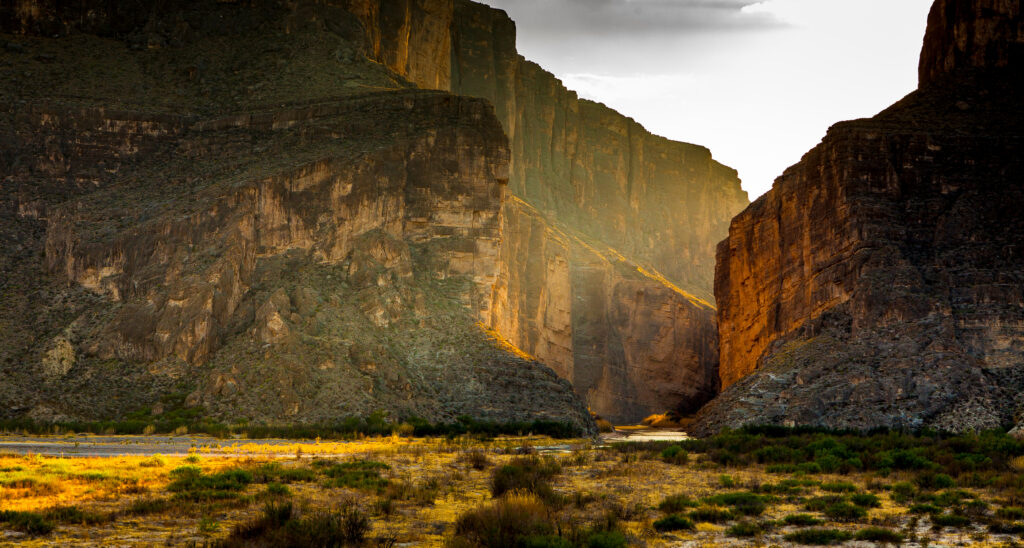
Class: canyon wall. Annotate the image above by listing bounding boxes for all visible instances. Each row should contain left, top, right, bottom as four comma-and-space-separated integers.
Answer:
696, 0, 1024, 434
2, 0, 749, 425
442, 0, 747, 421
0, 4, 595, 431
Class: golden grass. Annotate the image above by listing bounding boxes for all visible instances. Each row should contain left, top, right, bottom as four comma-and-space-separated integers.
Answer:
0, 436, 1018, 547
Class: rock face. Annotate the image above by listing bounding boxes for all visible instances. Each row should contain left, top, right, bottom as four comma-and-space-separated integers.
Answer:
490, 199, 720, 423
0, 1, 594, 431
1, 0, 747, 426
440, 1, 746, 421
696, 0, 1024, 435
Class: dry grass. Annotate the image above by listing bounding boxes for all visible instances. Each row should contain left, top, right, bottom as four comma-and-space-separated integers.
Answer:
0, 434, 1021, 547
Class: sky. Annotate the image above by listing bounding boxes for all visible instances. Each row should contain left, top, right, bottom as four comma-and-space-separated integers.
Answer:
476, 0, 934, 199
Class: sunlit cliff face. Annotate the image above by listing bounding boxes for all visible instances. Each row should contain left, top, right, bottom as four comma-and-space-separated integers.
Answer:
479, 0, 932, 199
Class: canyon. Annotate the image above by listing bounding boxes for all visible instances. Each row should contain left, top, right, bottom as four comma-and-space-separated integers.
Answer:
0, 0, 744, 427
695, 0, 1024, 435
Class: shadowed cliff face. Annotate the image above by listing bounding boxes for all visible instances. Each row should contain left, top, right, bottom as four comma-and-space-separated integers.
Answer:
436, 0, 746, 422
697, 0, 1024, 435
0, 1, 595, 432
1, 0, 747, 426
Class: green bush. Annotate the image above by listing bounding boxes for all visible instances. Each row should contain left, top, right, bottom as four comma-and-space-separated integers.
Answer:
322, 461, 390, 492
854, 527, 904, 543
45, 506, 109, 525
168, 467, 254, 501
784, 514, 825, 527
689, 506, 735, 523
491, 456, 561, 500
820, 482, 857, 493
997, 506, 1024, 520
915, 472, 955, 490
451, 493, 552, 547
703, 492, 769, 516
583, 530, 627, 548
909, 503, 941, 515
930, 513, 971, 528
804, 495, 846, 512
265, 483, 291, 497
849, 493, 881, 508
726, 521, 764, 537
125, 497, 172, 516
658, 494, 700, 513
521, 535, 573, 548
653, 514, 695, 532
823, 502, 867, 522
660, 445, 689, 465
784, 528, 854, 545
0, 510, 55, 535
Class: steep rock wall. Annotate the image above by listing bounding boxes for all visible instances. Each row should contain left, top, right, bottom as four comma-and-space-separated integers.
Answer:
698, 0, 1024, 434
442, 0, 745, 419
0, 5, 596, 431
492, 199, 719, 424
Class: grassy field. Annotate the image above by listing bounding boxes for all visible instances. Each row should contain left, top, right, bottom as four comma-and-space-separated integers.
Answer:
1, 427, 1024, 546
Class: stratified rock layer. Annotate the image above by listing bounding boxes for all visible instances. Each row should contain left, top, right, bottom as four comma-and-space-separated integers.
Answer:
0, 2, 594, 431
441, 0, 746, 420
697, 0, 1024, 435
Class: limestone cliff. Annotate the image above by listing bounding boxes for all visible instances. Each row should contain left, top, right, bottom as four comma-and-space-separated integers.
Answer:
442, 1, 746, 421
0, 1, 594, 431
490, 199, 719, 423
696, 0, 1024, 435
1, 0, 748, 426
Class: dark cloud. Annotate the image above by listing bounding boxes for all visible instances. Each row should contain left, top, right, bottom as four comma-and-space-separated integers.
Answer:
479, 0, 785, 36
478, 0, 784, 76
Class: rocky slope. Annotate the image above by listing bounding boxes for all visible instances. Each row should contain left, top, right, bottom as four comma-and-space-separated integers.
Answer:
0, 1, 594, 431
695, 0, 1024, 435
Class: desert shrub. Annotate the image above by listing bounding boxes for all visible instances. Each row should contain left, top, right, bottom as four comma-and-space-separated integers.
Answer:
909, 503, 942, 515
322, 461, 389, 492
753, 445, 803, 464
804, 495, 846, 512
658, 494, 700, 513
595, 419, 615, 433
0, 510, 55, 535
767, 464, 798, 474
125, 497, 172, 516
139, 455, 166, 468
491, 456, 560, 499
689, 506, 735, 523
265, 483, 291, 497
784, 514, 824, 527
876, 449, 937, 472
930, 513, 971, 528
452, 493, 553, 547
850, 493, 881, 508
217, 501, 368, 547
996, 506, 1024, 520
582, 530, 627, 548
45, 505, 109, 525
784, 528, 854, 545
889, 482, 917, 503
823, 502, 867, 522
989, 521, 1024, 534
168, 467, 253, 501
653, 514, 694, 532
718, 474, 736, 487
820, 482, 857, 493
460, 450, 492, 471
250, 462, 317, 484
854, 527, 903, 543
727, 520, 765, 537
660, 445, 689, 465
703, 492, 769, 516
915, 472, 955, 491
520, 535, 574, 548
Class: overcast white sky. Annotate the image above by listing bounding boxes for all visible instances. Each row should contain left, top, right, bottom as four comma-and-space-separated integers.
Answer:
477, 0, 933, 199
